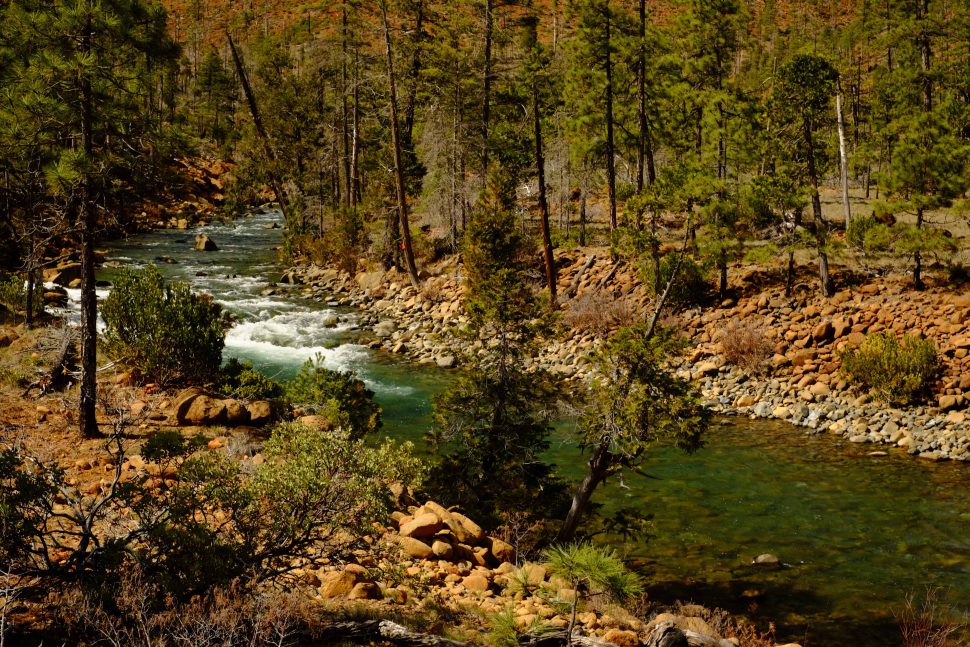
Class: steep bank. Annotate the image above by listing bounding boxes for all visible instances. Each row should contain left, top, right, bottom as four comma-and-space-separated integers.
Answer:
286, 252, 970, 462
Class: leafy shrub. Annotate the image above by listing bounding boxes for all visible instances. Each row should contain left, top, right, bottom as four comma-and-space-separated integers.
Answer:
0, 420, 421, 600
948, 262, 970, 285
217, 358, 284, 401
286, 354, 381, 438
642, 254, 709, 308
720, 321, 774, 375
847, 214, 893, 254
840, 332, 941, 405
101, 265, 229, 386
0, 273, 25, 312
0, 272, 42, 317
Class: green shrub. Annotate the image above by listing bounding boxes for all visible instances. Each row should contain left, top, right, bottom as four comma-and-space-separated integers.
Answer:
642, 254, 709, 308
846, 214, 893, 254
217, 358, 284, 401
101, 265, 229, 386
286, 354, 382, 439
0, 272, 42, 316
840, 332, 941, 405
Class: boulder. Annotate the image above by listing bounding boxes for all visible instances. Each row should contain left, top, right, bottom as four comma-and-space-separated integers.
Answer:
182, 395, 228, 426
938, 395, 961, 411
435, 355, 458, 369
297, 415, 334, 430
172, 387, 205, 423
397, 536, 433, 559
224, 400, 251, 425
431, 540, 454, 560
374, 320, 397, 338
194, 234, 218, 251
812, 320, 833, 342
0, 329, 19, 348
43, 263, 82, 287
246, 401, 273, 426
319, 570, 358, 599
398, 512, 442, 538
602, 629, 639, 647
752, 553, 781, 569
452, 512, 485, 544
347, 582, 382, 600
486, 536, 515, 564
460, 573, 490, 592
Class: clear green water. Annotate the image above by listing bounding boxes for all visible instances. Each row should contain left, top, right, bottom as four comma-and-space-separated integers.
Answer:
91, 212, 970, 646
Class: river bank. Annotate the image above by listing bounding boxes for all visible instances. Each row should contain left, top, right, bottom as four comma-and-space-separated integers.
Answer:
285, 251, 970, 463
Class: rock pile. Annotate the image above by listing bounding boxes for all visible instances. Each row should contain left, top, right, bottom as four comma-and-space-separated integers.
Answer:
166, 387, 273, 427
304, 498, 790, 647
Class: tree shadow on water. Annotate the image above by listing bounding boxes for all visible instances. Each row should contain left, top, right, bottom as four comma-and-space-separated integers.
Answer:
643, 577, 904, 647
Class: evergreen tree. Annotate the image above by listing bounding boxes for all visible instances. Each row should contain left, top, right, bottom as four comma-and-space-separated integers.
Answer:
426, 168, 564, 526
3, 0, 178, 436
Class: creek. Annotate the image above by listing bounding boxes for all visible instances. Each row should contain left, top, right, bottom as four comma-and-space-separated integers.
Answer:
88, 209, 970, 646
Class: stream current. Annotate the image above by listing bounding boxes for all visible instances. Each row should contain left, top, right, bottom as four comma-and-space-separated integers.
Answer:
81, 209, 970, 646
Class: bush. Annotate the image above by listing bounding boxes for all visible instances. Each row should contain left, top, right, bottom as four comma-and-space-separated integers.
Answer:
642, 254, 709, 308
101, 265, 229, 386
720, 320, 774, 375
217, 358, 284, 401
0, 417, 422, 600
847, 214, 893, 254
840, 332, 941, 405
286, 354, 381, 439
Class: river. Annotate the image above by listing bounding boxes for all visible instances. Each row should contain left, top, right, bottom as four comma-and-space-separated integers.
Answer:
89, 209, 970, 646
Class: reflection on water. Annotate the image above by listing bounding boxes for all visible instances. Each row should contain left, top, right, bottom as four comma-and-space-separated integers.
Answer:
95, 210, 970, 647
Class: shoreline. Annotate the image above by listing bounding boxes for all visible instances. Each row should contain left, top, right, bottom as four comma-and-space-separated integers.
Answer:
285, 254, 970, 464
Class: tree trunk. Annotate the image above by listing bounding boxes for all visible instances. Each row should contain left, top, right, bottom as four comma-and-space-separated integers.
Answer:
534, 73, 556, 307
636, 0, 646, 192
381, 1, 421, 289
305, 620, 473, 647
340, 6, 352, 208
604, 1, 617, 232
579, 191, 587, 247
557, 443, 610, 543
804, 118, 833, 297
836, 79, 852, 230
226, 32, 291, 226
79, 5, 99, 439
914, 207, 924, 290
481, 0, 493, 186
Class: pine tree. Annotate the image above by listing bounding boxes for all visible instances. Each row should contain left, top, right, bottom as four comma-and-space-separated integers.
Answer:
4, 0, 178, 437
426, 168, 564, 526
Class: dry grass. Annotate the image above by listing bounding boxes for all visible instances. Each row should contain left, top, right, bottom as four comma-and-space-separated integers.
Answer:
565, 292, 640, 334
895, 588, 967, 647
719, 320, 774, 375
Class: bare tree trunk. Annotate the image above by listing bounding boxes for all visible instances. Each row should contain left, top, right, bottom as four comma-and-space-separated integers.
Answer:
804, 118, 833, 297
557, 443, 609, 543
636, 0, 656, 189
604, 1, 617, 232
533, 68, 556, 307
350, 49, 362, 207
381, 0, 421, 289
226, 32, 291, 225
79, 5, 99, 439
340, 6, 352, 208
481, 0, 493, 186
914, 207, 924, 290
836, 79, 851, 230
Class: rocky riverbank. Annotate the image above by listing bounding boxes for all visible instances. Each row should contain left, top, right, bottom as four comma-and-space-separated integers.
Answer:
286, 251, 970, 463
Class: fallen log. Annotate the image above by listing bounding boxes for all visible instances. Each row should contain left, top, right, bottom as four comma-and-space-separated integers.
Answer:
306, 620, 473, 647
562, 255, 597, 300
519, 630, 619, 647
593, 261, 621, 292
